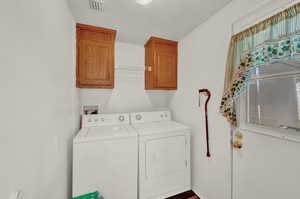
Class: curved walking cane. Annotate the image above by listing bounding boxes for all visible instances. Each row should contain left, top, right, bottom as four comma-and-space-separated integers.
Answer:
199, 89, 211, 158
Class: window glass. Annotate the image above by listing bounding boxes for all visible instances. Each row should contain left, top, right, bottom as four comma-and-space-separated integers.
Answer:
247, 61, 300, 131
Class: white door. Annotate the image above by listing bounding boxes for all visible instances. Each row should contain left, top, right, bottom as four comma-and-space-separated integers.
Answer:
232, 130, 300, 199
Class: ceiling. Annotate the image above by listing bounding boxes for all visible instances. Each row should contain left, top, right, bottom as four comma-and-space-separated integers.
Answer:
69, 0, 232, 44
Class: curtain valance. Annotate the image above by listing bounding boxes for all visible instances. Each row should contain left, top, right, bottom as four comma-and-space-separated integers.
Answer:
220, 2, 300, 125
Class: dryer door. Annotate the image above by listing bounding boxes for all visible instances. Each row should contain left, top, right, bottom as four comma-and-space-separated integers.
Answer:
139, 132, 191, 199
146, 135, 186, 178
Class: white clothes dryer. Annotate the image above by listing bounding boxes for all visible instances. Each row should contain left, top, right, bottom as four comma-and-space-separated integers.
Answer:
131, 111, 191, 199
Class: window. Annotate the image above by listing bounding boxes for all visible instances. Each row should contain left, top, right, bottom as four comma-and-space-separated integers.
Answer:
246, 60, 300, 132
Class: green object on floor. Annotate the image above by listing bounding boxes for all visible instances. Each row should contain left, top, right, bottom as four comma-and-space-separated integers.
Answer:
72, 191, 101, 199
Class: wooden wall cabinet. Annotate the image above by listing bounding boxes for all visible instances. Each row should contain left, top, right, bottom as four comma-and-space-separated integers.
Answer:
145, 37, 178, 90
76, 24, 116, 88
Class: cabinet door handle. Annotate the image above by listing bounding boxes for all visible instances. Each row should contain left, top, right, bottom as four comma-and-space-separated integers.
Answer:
146, 66, 152, 72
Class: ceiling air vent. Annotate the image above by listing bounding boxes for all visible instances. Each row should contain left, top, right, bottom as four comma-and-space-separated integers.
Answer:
89, 0, 104, 12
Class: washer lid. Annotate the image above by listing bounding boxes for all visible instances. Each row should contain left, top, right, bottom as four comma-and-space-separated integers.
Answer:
133, 121, 190, 135
74, 125, 137, 143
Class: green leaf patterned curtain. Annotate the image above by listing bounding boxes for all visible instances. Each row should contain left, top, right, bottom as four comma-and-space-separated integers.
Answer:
220, 2, 300, 125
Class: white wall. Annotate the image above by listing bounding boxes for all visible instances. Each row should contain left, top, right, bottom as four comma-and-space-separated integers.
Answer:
169, 0, 273, 199
80, 42, 174, 113
0, 0, 79, 199
0, 0, 16, 193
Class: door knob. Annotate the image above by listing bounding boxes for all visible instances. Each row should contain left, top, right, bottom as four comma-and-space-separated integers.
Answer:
232, 140, 243, 149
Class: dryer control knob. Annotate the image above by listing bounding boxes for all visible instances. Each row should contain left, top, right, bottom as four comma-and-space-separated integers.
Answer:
136, 114, 142, 120
119, 115, 125, 122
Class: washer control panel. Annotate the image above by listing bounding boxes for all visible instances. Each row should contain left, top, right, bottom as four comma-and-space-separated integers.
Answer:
82, 113, 130, 127
131, 111, 171, 124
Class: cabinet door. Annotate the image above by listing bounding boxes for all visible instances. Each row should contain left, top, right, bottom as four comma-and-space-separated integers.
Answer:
77, 40, 114, 88
154, 43, 177, 89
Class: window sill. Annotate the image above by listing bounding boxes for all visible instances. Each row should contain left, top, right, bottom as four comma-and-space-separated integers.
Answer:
239, 123, 300, 143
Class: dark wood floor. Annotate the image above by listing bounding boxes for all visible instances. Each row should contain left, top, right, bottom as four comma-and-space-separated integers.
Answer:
166, 191, 200, 199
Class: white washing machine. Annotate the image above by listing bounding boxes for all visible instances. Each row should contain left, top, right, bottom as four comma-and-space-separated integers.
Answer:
131, 111, 191, 199
73, 113, 138, 199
